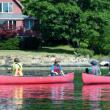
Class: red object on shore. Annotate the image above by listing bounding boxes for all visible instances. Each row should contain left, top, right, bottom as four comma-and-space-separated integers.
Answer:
0, 73, 74, 84
82, 73, 110, 84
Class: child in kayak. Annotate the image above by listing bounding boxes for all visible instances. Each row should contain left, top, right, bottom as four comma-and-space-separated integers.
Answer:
12, 58, 23, 76
50, 58, 64, 76
88, 60, 101, 75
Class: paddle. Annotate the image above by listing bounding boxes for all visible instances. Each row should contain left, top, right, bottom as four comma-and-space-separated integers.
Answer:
5, 66, 11, 74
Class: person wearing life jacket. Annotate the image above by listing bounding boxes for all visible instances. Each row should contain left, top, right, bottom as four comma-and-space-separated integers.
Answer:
12, 58, 23, 76
88, 60, 101, 75
50, 58, 64, 76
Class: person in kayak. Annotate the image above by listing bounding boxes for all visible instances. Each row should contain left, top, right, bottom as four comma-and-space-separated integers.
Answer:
87, 60, 101, 75
50, 58, 64, 76
12, 58, 23, 76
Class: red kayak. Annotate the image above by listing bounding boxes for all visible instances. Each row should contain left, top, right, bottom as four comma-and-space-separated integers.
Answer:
0, 73, 74, 84
82, 73, 110, 84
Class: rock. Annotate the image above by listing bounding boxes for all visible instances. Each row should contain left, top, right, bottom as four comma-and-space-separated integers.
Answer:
0, 55, 91, 66
100, 61, 110, 66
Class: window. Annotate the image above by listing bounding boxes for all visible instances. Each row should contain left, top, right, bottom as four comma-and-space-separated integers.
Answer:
9, 3, 12, 12
24, 19, 34, 30
0, 20, 16, 29
0, 20, 7, 26
0, 2, 13, 13
9, 20, 16, 29
3, 3, 8, 12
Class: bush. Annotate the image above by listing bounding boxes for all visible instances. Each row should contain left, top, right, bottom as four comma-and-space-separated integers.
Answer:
102, 44, 110, 55
75, 48, 94, 57
80, 42, 88, 48
0, 36, 42, 50
0, 29, 17, 39
0, 37, 20, 50
20, 37, 42, 50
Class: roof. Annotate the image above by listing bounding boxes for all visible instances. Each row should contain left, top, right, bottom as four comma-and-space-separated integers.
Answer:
0, 13, 35, 20
14, 0, 24, 9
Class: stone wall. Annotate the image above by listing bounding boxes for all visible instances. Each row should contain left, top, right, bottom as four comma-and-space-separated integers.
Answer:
0, 54, 91, 66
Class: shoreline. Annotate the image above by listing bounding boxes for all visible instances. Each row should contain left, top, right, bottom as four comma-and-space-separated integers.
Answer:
1, 50, 108, 67
0, 54, 90, 67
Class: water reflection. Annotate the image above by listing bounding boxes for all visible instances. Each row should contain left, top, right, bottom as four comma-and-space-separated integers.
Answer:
0, 83, 74, 109
82, 84, 110, 110
82, 84, 110, 101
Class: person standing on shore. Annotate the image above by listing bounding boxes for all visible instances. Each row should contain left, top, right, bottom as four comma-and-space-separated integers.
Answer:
12, 58, 23, 76
50, 58, 64, 76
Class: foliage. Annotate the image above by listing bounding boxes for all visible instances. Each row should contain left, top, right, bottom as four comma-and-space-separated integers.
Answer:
22, 0, 81, 44
6, 0, 109, 55
20, 37, 42, 50
75, 48, 94, 57
0, 37, 20, 50
76, 0, 110, 54
80, 41, 88, 49
0, 36, 41, 50
21, 0, 110, 54
0, 29, 17, 39
101, 20, 110, 55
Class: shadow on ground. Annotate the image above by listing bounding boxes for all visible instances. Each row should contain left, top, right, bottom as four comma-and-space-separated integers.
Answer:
37, 47, 77, 55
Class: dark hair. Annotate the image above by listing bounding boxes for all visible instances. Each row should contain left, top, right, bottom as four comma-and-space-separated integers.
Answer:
14, 58, 20, 63
54, 58, 60, 63
90, 60, 97, 65
85, 68, 89, 73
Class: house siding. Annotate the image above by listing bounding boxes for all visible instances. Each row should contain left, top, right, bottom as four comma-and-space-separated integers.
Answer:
0, 0, 35, 32
0, 0, 22, 14
16, 20, 23, 28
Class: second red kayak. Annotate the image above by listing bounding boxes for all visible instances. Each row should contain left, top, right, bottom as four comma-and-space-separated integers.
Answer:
82, 73, 110, 84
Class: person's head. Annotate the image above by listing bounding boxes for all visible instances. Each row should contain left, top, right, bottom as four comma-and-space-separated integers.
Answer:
90, 60, 97, 66
54, 58, 60, 64
14, 58, 20, 63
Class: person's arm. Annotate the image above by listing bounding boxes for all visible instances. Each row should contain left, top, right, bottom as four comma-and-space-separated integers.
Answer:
98, 67, 101, 75
14, 68, 19, 76
88, 67, 92, 74
61, 70, 64, 75
11, 64, 15, 75
60, 65, 64, 75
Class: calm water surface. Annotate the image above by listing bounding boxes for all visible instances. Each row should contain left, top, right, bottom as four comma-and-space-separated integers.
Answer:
0, 67, 110, 110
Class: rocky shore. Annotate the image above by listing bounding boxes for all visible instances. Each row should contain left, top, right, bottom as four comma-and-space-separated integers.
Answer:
0, 54, 91, 67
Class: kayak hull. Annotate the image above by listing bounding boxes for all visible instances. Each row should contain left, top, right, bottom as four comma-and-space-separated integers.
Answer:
0, 73, 74, 84
82, 73, 110, 84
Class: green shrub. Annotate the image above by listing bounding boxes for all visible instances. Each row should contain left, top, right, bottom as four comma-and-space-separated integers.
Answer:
0, 37, 20, 50
102, 44, 110, 55
80, 42, 88, 48
20, 37, 41, 50
0, 37, 42, 50
75, 48, 94, 57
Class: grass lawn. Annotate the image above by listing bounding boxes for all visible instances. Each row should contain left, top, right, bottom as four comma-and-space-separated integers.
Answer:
0, 45, 76, 57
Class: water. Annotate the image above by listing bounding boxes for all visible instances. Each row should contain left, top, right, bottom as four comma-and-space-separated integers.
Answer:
0, 83, 74, 110
0, 67, 110, 110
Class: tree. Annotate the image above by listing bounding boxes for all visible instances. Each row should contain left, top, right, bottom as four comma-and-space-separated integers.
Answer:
22, 0, 81, 46
22, 0, 110, 54
76, 0, 110, 54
